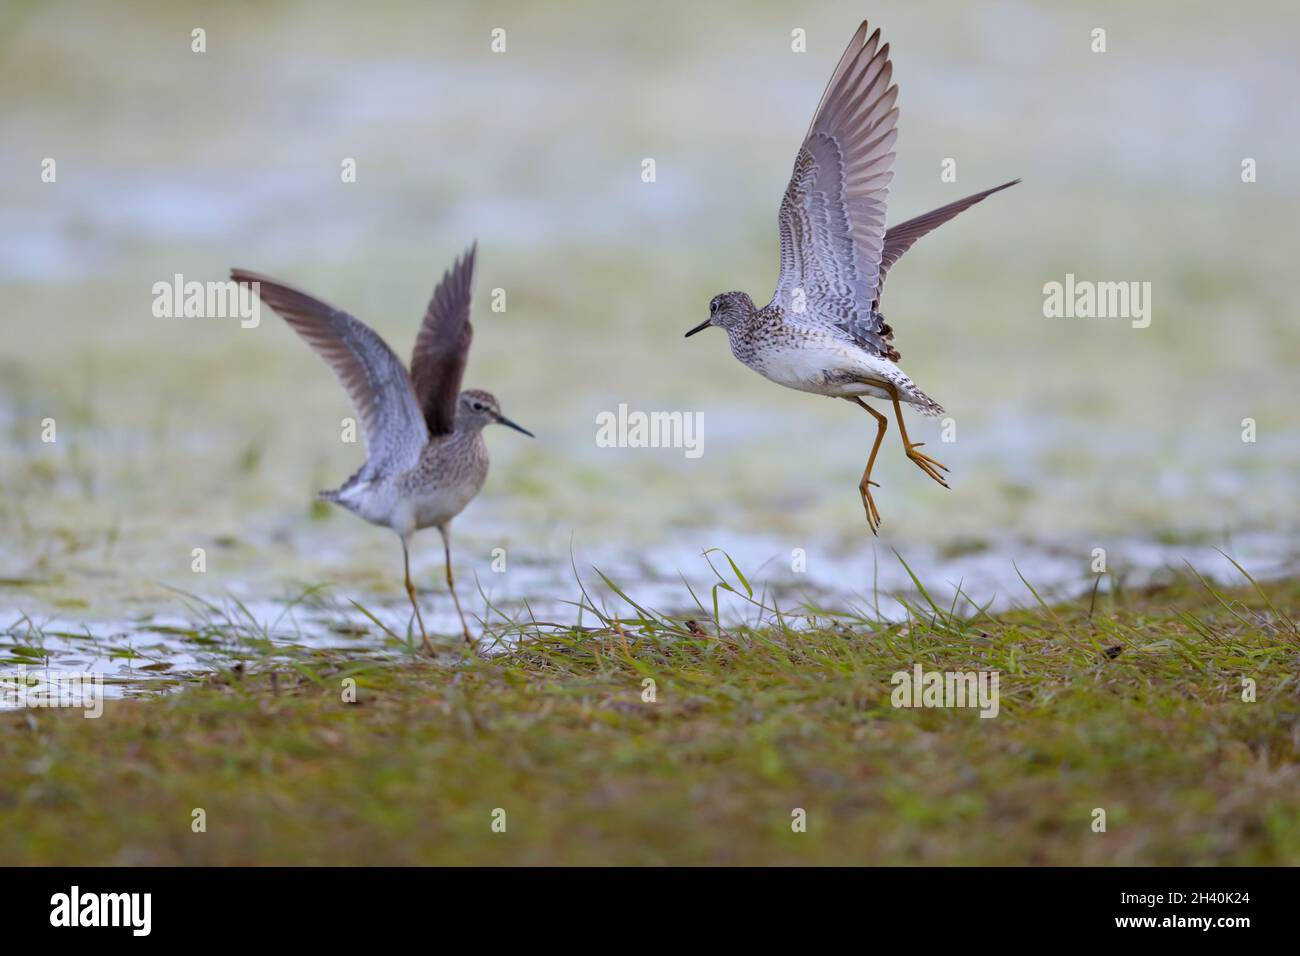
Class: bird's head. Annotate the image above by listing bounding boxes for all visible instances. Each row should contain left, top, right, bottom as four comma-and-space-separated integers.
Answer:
685, 291, 755, 338
457, 389, 533, 436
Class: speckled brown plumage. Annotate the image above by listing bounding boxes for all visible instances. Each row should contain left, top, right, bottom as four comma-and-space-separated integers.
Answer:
688, 19, 1018, 533
231, 245, 532, 650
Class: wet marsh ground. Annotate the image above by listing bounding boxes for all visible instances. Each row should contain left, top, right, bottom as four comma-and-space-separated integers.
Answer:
3, 572, 1298, 865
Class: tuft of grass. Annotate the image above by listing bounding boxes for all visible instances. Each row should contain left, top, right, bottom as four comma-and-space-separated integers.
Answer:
1, 567, 1298, 865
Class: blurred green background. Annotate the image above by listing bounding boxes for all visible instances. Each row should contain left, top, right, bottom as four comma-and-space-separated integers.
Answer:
1, 0, 1297, 661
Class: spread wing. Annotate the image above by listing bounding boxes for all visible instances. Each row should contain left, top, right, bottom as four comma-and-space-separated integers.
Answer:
774, 20, 898, 359
873, 179, 1020, 309
410, 244, 475, 437
231, 269, 428, 476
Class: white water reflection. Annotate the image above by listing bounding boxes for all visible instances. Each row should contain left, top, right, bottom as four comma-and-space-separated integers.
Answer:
5, 528, 1295, 697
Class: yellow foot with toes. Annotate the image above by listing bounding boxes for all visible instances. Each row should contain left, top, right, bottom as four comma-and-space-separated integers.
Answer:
858, 478, 882, 534
905, 442, 950, 488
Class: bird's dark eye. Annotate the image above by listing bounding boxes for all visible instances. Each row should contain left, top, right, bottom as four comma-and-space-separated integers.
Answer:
472, 402, 484, 411
710, 301, 718, 314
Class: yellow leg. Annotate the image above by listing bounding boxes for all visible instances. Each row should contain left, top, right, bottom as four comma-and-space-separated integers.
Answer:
845, 397, 888, 534
439, 525, 475, 651
403, 538, 434, 655
885, 384, 950, 489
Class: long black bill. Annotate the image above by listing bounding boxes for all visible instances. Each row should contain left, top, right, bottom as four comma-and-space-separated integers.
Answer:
684, 318, 712, 338
496, 414, 534, 437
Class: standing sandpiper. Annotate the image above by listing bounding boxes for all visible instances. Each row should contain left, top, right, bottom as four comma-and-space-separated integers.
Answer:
232, 245, 532, 652
686, 20, 1017, 533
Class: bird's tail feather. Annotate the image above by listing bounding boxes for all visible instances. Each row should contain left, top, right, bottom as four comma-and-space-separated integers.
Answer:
913, 392, 945, 417
318, 462, 371, 504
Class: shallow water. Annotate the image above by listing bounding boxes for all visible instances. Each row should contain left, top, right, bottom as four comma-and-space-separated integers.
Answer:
2, 1, 1298, 693
5, 525, 1296, 699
